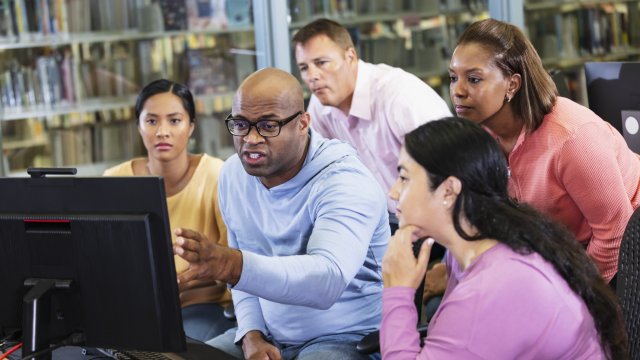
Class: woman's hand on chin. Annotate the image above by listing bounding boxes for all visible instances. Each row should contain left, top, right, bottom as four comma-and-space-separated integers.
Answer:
383, 225, 434, 289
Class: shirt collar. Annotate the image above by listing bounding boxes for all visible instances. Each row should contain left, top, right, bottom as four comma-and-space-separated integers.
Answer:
482, 124, 527, 155
349, 60, 372, 121
321, 60, 372, 121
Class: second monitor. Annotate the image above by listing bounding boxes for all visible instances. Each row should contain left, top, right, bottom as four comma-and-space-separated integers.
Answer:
584, 61, 640, 153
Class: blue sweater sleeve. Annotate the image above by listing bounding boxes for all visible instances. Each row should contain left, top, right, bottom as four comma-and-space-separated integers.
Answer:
227, 229, 269, 343
233, 165, 387, 309
232, 288, 268, 343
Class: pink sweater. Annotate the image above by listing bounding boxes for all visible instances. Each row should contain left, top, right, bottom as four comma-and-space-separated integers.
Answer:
380, 244, 605, 359
499, 97, 640, 280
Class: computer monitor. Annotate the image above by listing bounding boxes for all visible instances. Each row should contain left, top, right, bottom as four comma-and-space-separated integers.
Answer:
0, 169, 186, 358
584, 61, 640, 152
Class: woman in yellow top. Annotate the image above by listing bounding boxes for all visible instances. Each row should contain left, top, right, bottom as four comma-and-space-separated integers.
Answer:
104, 79, 233, 342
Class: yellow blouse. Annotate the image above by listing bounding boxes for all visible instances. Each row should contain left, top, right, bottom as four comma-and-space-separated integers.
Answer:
104, 154, 231, 308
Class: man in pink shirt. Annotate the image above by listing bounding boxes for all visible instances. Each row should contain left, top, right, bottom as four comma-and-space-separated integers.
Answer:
293, 18, 452, 232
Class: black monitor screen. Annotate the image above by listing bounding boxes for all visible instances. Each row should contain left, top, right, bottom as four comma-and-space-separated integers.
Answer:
584, 61, 640, 135
0, 174, 185, 357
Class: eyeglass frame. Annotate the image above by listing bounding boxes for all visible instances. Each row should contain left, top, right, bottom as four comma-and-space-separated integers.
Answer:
225, 111, 303, 137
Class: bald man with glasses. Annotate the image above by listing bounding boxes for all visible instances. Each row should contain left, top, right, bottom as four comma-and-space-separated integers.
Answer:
174, 68, 389, 360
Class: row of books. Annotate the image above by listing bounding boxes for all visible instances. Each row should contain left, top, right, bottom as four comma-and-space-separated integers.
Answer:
1, 54, 69, 109
2, 117, 44, 146
2, 109, 241, 172
0, 0, 138, 41
4, 110, 144, 171
289, 0, 486, 23
50, 119, 142, 166
0, 39, 247, 112
0, 0, 253, 43
47, 120, 142, 168
528, 4, 640, 61
354, 13, 479, 74
0, 50, 138, 110
5, 109, 243, 173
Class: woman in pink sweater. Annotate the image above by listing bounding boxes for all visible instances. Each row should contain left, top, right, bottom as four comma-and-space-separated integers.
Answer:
448, 19, 640, 284
381, 117, 627, 359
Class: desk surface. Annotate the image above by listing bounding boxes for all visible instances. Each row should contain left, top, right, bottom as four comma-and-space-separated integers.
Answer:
8, 341, 236, 360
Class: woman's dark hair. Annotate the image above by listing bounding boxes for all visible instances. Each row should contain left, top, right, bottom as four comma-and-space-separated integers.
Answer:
457, 19, 557, 132
405, 117, 628, 359
135, 79, 196, 123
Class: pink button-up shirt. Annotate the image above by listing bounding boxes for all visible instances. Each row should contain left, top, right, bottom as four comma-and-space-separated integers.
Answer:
308, 60, 452, 212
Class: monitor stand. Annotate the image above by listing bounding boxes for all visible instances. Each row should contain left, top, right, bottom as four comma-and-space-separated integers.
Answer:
22, 278, 73, 360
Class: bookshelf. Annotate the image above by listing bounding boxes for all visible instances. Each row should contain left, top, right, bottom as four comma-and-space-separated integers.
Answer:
0, 0, 254, 176
2, 1, 635, 176
523, 0, 640, 104
287, 0, 490, 106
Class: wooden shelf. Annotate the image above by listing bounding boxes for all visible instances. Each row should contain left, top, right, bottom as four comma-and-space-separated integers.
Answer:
542, 48, 640, 68
1, 92, 238, 121
290, 10, 443, 29
525, 0, 638, 12
1, 97, 136, 121
3, 136, 48, 150
0, 26, 254, 50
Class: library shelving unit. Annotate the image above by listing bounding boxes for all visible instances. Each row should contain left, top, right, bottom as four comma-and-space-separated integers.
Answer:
3, 2, 634, 176
524, 0, 640, 104
287, 0, 490, 106
0, 0, 255, 176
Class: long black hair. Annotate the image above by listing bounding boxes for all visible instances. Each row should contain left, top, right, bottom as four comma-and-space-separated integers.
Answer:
405, 117, 628, 359
135, 79, 196, 123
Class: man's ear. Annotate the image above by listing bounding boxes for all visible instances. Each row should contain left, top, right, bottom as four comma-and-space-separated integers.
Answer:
299, 112, 311, 132
345, 47, 358, 64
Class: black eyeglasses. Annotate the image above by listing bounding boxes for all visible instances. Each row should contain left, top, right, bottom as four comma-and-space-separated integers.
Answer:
225, 111, 303, 137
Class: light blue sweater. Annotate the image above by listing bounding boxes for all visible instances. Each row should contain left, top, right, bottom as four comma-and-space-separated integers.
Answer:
218, 129, 389, 345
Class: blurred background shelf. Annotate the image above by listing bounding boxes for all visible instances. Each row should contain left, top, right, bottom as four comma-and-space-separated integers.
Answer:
0, 26, 255, 50
524, 0, 640, 103
2, 0, 638, 176
0, 0, 256, 176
